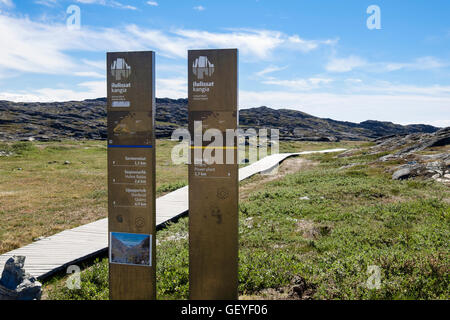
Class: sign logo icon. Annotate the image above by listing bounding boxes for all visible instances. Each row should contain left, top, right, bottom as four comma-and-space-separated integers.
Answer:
216, 187, 229, 200
111, 58, 131, 81
193, 56, 215, 79
135, 216, 145, 229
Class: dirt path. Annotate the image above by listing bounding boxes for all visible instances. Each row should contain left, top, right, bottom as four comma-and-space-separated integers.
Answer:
240, 157, 318, 201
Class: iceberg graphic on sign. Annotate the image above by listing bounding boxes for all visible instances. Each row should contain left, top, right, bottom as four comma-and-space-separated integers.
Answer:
111, 58, 131, 81
193, 56, 214, 79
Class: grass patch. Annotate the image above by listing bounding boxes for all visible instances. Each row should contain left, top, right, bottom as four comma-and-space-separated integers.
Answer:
157, 181, 187, 194
45, 258, 109, 300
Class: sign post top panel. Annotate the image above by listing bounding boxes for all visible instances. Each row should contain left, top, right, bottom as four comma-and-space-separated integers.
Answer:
188, 49, 238, 112
107, 51, 155, 113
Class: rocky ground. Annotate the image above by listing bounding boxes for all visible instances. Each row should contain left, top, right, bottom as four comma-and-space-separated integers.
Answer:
0, 256, 42, 300
0, 99, 108, 141
0, 98, 439, 142
339, 127, 450, 185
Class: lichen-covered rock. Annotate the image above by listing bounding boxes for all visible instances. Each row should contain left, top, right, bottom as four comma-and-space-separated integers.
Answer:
392, 168, 413, 180
0, 256, 42, 300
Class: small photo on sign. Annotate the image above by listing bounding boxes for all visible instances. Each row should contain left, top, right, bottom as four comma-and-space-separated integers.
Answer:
110, 232, 152, 266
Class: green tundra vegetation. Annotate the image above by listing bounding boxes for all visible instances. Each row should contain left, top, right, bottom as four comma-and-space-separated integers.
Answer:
1, 139, 448, 299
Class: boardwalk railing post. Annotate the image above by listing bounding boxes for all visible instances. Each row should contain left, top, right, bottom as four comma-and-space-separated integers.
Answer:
188, 49, 239, 300
107, 51, 156, 300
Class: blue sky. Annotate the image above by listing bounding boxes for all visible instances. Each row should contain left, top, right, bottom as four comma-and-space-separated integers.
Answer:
112, 232, 149, 247
0, 0, 449, 126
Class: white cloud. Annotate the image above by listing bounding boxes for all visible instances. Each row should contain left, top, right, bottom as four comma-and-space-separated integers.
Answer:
76, 0, 137, 10
326, 55, 447, 73
351, 82, 450, 96
156, 77, 187, 98
326, 55, 367, 72
0, 0, 13, 7
345, 78, 363, 84
0, 17, 76, 74
309, 78, 333, 85
262, 77, 333, 91
170, 29, 284, 59
0, 15, 148, 74
255, 65, 287, 77
147, 1, 158, 6
0, 81, 105, 102
125, 26, 333, 60
427, 119, 450, 128
0, 14, 147, 76
74, 71, 105, 78
287, 35, 338, 52
193, 5, 205, 11
379, 56, 446, 72
82, 59, 106, 70
35, 0, 58, 7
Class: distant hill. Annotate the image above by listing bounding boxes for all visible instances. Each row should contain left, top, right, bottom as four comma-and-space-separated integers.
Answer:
0, 98, 439, 141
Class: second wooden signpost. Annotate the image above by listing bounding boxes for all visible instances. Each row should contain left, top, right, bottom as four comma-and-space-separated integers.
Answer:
188, 49, 239, 300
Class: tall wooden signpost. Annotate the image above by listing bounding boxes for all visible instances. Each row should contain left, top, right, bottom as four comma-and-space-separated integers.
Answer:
107, 51, 156, 300
188, 49, 239, 300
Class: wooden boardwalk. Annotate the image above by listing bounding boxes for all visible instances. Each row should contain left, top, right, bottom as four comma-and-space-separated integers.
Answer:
0, 149, 345, 280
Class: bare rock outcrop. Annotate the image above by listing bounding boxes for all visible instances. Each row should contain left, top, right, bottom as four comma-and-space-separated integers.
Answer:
370, 127, 450, 184
0, 256, 42, 300
338, 127, 449, 184
374, 127, 450, 158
